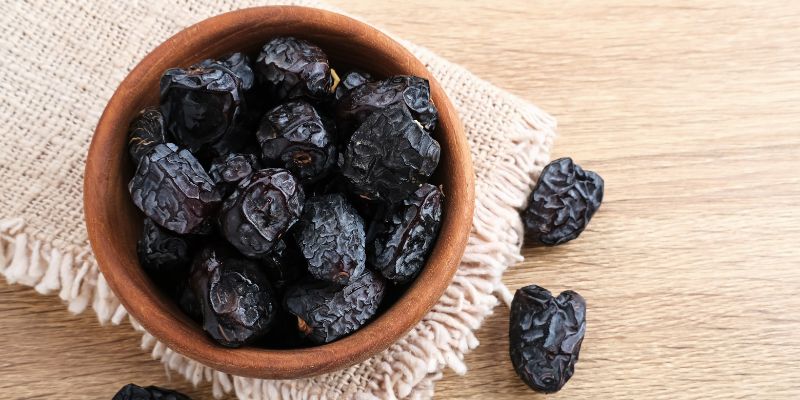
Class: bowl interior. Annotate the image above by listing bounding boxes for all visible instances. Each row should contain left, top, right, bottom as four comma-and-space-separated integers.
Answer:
85, 6, 473, 379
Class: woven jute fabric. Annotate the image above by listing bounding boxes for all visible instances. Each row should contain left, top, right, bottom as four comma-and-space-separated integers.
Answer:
0, 1, 556, 398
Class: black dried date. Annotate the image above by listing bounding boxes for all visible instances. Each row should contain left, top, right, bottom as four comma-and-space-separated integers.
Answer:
370, 184, 443, 283
137, 218, 191, 276
334, 70, 372, 100
112, 383, 191, 400
293, 193, 365, 285
336, 75, 437, 139
194, 52, 255, 91
189, 247, 277, 347
160, 66, 242, 152
208, 153, 260, 196
255, 37, 332, 100
521, 158, 604, 245
341, 107, 440, 203
256, 101, 336, 182
509, 285, 586, 393
128, 107, 170, 164
284, 269, 385, 343
219, 168, 304, 258
128, 143, 222, 235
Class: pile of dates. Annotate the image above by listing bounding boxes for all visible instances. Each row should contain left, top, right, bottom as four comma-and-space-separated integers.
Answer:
126, 37, 443, 348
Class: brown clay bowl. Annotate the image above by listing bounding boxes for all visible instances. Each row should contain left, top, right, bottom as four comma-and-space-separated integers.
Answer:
84, 6, 474, 379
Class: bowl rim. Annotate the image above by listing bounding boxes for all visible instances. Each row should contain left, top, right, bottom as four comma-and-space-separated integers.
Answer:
84, 5, 475, 379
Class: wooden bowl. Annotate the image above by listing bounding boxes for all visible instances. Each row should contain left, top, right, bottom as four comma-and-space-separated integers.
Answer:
84, 6, 474, 379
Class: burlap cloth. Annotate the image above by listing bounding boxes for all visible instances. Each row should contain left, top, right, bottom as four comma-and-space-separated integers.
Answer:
0, 1, 556, 398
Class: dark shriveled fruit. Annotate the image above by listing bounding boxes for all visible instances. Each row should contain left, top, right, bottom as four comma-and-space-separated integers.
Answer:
509, 285, 586, 394
160, 66, 242, 153
127, 107, 170, 164
522, 158, 604, 245
137, 218, 191, 276
194, 52, 255, 91
128, 143, 222, 235
112, 383, 191, 400
293, 194, 366, 285
256, 101, 336, 182
219, 168, 304, 258
370, 184, 443, 283
193, 53, 261, 157
341, 107, 440, 203
255, 37, 332, 100
208, 153, 261, 196
190, 247, 277, 347
336, 75, 438, 138
284, 269, 385, 343
334, 70, 373, 100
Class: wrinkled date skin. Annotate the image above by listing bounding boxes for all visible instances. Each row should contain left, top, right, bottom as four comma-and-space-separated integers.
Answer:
284, 269, 385, 343
128, 107, 170, 164
208, 153, 261, 196
219, 168, 304, 258
137, 218, 191, 277
370, 184, 443, 283
112, 383, 191, 400
195, 52, 255, 91
255, 37, 332, 100
334, 70, 372, 100
293, 193, 366, 285
257, 101, 336, 182
160, 66, 242, 152
522, 158, 604, 245
341, 107, 440, 203
509, 285, 586, 394
336, 75, 438, 139
194, 53, 261, 152
129, 143, 222, 235
190, 247, 277, 347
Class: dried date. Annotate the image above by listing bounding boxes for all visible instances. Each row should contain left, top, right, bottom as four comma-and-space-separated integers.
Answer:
208, 153, 260, 196
160, 66, 242, 153
509, 285, 586, 393
293, 193, 365, 285
255, 37, 332, 100
189, 247, 277, 347
128, 143, 222, 234
127, 107, 170, 164
521, 158, 604, 245
336, 75, 437, 139
219, 168, 304, 258
284, 269, 385, 343
112, 383, 191, 400
334, 70, 372, 100
256, 101, 336, 182
194, 52, 255, 91
137, 218, 191, 278
370, 184, 443, 283
341, 107, 440, 203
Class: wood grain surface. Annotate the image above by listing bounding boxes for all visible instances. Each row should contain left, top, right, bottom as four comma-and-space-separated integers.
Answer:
2, 1, 799, 399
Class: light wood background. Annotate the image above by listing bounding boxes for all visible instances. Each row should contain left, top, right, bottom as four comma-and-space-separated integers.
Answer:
2, 1, 799, 399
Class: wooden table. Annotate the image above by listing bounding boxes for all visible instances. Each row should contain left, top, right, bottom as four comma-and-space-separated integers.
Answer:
3, 1, 799, 398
